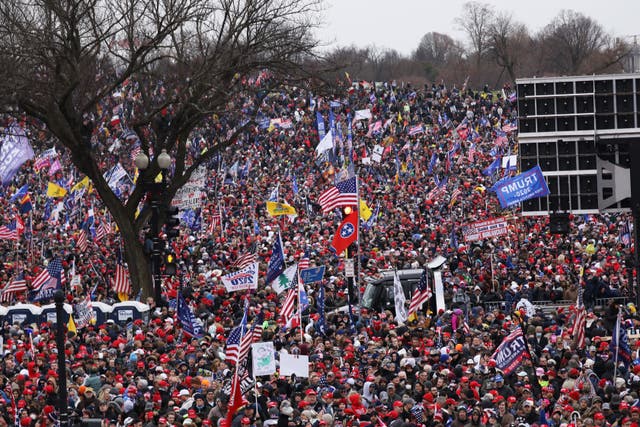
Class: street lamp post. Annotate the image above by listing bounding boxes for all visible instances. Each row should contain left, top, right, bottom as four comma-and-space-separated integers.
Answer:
54, 290, 69, 427
134, 149, 173, 306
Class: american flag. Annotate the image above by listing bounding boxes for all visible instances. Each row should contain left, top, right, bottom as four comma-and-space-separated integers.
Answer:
502, 122, 518, 133
77, 229, 89, 252
0, 222, 18, 241
408, 270, 431, 315
207, 210, 222, 235
318, 176, 358, 213
280, 287, 297, 325
237, 313, 264, 363
1, 275, 28, 302
233, 252, 257, 270
427, 181, 447, 202
620, 220, 632, 247
32, 259, 63, 292
449, 187, 463, 208
573, 284, 586, 349
298, 249, 310, 284
408, 124, 423, 136
130, 143, 141, 163
225, 308, 248, 364
112, 263, 131, 296
95, 221, 110, 241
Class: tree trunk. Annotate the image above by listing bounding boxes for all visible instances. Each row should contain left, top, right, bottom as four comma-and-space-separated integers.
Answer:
120, 223, 154, 300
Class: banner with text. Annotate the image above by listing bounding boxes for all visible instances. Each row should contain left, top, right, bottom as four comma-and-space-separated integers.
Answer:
462, 218, 509, 242
221, 262, 259, 292
494, 165, 549, 208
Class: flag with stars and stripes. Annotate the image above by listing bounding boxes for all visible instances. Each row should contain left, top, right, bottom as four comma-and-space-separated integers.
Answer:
573, 284, 586, 349
318, 176, 358, 213
233, 252, 257, 271
1, 275, 28, 303
76, 229, 89, 252
298, 249, 310, 271
408, 270, 431, 316
30, 259, 63, 302
225, 302, 249, 364
0, 222, 18, 241
112, 263, 131, 297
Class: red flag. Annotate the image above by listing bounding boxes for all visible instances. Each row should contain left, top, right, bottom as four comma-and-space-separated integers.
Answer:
330, 210, 358, 255
226, 369, 244, 426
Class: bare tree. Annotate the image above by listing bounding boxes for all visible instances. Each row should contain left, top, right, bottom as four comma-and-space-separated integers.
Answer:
0, 0, 324, 297
538, 10, 608, 74
456, 1, 494, 66
487, 12, 530, 83
413, 32, 464, 80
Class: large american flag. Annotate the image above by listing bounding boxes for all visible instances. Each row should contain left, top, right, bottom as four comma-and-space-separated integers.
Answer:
233, 252, 256, 270
77, 229, 89, 252
408, 270, 431, 316
237, 313, 264, 363
298, 250, 310, 271
112, 263, 131, 296
573, 284, 586, 349
0, 222, 18, 241
318, 176, 358, 213
95, 220, 111, 241
1, 275, 28, 303
32, 259, 63, 292
225, 316, 248, 364
280, 287, 297, 325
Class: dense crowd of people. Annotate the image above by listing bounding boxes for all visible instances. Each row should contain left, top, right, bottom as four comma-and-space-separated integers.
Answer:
0, 73, 637, 427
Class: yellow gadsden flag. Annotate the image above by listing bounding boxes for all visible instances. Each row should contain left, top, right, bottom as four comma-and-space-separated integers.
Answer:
359, 199, 372, 221
71, 176, 91, 193
46, 182, 67, 198
266, 201, 297, 217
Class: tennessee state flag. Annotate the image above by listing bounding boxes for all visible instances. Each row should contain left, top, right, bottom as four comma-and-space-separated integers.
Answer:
330, 210, 358, 255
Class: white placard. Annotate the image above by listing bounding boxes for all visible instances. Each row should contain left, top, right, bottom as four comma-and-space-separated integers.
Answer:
371, 145, 384, 163
252, 342, 276, 377
279, 353, 309, 378
433, 271, 446, 314
344, 259, 355, 278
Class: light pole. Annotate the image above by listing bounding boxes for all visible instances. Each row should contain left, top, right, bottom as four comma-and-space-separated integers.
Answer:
54, 290, 69, 427
134, 149, 173, 305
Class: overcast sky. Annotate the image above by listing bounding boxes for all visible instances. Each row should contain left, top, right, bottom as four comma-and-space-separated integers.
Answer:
314, 0, 640, 56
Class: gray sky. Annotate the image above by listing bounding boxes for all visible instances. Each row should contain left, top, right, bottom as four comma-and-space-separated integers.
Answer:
314, 0, 640, 56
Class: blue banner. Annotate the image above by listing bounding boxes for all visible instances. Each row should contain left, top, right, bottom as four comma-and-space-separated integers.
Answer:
0, 125, 34, 185
300, 266, 325, 284
491, 327, 527, 375
177, 292, 204, 338
265, 233, 285, 285
316, 111, 326, 141
494, 165, 549, 208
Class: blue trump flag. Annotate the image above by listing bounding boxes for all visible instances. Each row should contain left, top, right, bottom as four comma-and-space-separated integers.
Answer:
0, 125, 35, 185
177, 292, 204, 338
490, 327, 527, 375
494, 165, 550, 209
315, 282, 327, 336
265, 233, 285, 286
611, 311, 632, 367
316, 111, 326, 141
482, 157, 501, 176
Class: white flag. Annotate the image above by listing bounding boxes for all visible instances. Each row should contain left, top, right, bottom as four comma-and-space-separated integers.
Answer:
315, 129, 333, 157
394, 271, 407, 325
270, 264, 298, 294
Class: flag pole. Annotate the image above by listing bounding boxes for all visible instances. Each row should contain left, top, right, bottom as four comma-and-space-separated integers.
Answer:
613, 307, 621, 385
355, 173, 362, 305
